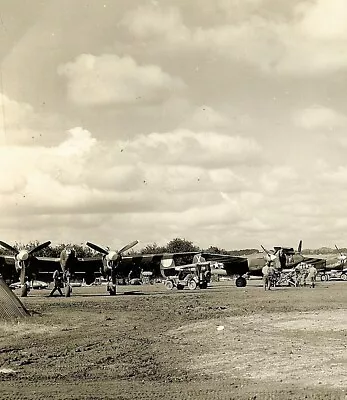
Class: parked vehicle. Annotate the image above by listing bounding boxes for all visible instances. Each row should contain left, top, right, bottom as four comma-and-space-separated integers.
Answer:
164, 262, 211, 290
320, 269, 347, 281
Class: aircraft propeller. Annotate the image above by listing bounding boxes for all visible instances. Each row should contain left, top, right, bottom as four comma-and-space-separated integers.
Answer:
297, 240, 302, 254
86, 240, 139, 263
260, 245, 278, 262
0, 240, 51, 287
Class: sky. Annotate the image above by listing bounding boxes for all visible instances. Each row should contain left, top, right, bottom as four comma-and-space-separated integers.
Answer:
0, 0, 347, 251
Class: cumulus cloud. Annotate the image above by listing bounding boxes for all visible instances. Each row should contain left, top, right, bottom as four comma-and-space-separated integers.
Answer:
118, 129, 262, 168
58, 53, 185, 106
0, 93, 60, 146
0, 113, 268, 247
179, 105, 230, 130
121, 0, 347, 75
293, 106, 347, 130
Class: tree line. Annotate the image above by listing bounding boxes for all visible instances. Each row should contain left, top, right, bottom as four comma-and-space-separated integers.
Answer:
0, 238, 260, 258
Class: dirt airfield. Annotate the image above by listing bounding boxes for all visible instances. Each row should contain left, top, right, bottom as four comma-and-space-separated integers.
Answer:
1, 280, 346, 400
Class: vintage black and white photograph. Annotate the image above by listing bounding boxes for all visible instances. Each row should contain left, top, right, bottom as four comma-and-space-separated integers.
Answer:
0, 1, 346, 399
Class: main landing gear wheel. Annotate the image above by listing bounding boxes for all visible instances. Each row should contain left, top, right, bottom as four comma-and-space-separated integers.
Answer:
235, 277, 247, 287
108, 285, 116, 296
65, 284, 72, 297
21, 285, 28, 297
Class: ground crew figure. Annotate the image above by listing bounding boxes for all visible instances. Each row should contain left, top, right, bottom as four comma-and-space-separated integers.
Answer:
262, 261, 271, 290
307, 264, 318, 288
300, 263, 309, 287
49, 269, 63, 297
294, 265, 301, 287
268, 264, 278, 288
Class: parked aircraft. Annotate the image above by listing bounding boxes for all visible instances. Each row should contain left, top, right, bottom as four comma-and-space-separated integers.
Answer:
0, 240, 52, 296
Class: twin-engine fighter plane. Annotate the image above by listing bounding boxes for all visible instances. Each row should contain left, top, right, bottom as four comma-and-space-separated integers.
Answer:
0, 240, 52, 297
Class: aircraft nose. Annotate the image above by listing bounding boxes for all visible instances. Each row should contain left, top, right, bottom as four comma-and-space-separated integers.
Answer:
17, 250, 29, 261
107, 251, 119, 261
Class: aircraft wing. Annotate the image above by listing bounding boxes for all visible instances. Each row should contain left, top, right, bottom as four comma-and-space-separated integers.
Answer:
201, 253, 248, 263
0, 255, 103, 285
195, 253, 249, 276
119, 252, 249, 277
31, 256, 103, 284
301, 256, 326, 269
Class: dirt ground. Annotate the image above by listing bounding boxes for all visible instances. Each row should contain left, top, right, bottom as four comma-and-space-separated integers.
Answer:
0, 280, 346, 400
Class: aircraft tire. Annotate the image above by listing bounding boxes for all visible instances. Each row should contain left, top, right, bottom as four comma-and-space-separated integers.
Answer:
200, 282, 208, 289
235, 277, 247, 287
21, 285, 28, 297
340, 273, 347, 281
65, 285, 72, 297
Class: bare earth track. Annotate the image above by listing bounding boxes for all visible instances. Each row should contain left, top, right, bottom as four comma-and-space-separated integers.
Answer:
0, 281, 346, 399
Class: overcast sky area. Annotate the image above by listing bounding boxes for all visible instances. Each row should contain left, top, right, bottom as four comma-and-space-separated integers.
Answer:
0, 0, 346, 250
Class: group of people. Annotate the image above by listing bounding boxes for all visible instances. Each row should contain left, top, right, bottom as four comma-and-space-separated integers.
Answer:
262, 260, 318, 290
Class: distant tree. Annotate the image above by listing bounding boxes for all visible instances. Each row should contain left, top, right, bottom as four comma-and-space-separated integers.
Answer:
137, 243, 168, 255
203, 246, 228, 254
166, 238, 200, 265
228, 249, 260, 256
166, 238, 200, 253
0, 241, 94, 258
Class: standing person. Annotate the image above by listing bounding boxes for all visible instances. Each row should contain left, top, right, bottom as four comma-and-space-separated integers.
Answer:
307, 264, 318, 288
262, 261, 271, 290
49, 269, 63, 297
269, 262, 278, 288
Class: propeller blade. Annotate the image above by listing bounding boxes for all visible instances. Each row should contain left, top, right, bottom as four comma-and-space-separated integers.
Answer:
261, 245, 271, 255
297, 240, 302, 254
118, 240, 139, 254
28, 241, 51, 255
0, 241, 18, 254
20, 265, 26, 285
335, 244, 343, 256
86, 242, 109, 255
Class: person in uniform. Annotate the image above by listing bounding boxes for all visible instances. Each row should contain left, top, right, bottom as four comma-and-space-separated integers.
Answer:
268, 262, 278, 288
307, 264, 318, 288
49, 269, 63, 297
262, 261, 271, 290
